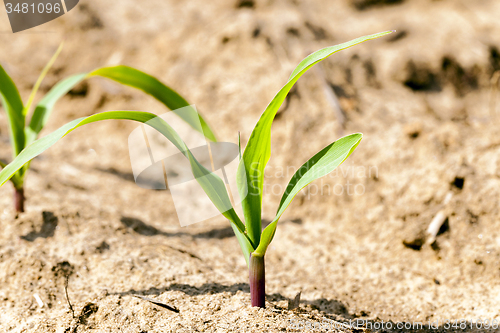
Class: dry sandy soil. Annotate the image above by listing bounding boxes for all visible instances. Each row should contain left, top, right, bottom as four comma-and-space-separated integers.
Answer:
1, 0, 500, 332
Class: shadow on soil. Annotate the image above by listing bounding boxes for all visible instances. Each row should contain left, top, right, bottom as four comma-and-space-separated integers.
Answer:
21, 211, 58, 241
113, 283, 350, 318
113, 282, 250, 298
120, 216, 303, 239
111, 282, 496, 332
120, 216, 235, 239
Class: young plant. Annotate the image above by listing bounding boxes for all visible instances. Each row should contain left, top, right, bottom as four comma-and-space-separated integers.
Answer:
0, 31, 392, 307
0, 44, 215, 212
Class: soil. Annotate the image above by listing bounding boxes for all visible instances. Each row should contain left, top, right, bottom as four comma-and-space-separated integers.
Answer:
1, 0, 500, 332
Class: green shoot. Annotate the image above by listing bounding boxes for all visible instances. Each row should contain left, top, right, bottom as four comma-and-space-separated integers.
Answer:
0, 31, 392, 307
24, 43, 64, 118
0, 45, 216, 212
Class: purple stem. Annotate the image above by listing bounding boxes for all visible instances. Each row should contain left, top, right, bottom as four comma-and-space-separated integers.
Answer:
14, 187, 24, 213
249, 253, 265, 308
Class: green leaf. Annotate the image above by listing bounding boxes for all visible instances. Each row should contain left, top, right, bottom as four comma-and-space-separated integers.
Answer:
26, 74, 86, 145
238, 131, 241, 161
231, 223, 254, 266
24, 42, 64, 118
0, 65, 25, 158
90, 66, 217, 142
0, 110, 252, 257
0, 158, 22, 189
237, 31, 393, 248
27, 66, 217, 145
254, 133, 363, 256
0, 159, 21, 188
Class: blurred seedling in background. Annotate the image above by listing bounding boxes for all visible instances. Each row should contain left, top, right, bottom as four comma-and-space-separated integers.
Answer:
0, 43, 215, 213
0, 31, 392, 307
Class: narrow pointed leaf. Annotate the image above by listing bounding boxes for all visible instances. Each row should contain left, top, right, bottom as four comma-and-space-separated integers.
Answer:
0, 65, 25, 158
24, 42, 64, 117
253, 133, 363, 256
90, 66, 217, 142
237, 31, 392, 248
1, 111, 252, 256
238, 132, 241, 161
0, 158, 22, 188
275, 133, 362, 221
27, 66, 217, 145
26, 73, 86, 144
231, 223, 253, 266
